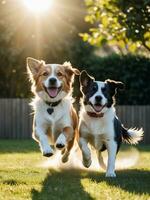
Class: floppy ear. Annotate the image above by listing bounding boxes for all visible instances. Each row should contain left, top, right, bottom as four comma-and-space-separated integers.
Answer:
80, 70, 95, 88
26, 57, 44, 75
106, 79, 124, 96
72, 68, 80, 75
63, 61, 80, 76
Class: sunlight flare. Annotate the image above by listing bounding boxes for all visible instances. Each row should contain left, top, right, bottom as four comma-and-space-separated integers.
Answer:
23, 0, 53, 14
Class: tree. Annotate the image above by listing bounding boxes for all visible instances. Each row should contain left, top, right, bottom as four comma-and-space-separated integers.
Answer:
81, 0, 150, 53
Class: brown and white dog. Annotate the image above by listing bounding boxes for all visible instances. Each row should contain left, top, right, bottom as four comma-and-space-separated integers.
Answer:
27, 57, 80, 162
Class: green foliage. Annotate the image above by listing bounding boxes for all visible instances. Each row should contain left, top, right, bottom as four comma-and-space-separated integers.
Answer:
81, 0, 150, 52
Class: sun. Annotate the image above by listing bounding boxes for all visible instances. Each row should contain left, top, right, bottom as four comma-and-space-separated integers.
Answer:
23, 0, 53, 14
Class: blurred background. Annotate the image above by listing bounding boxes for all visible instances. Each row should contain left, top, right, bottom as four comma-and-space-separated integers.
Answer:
0, 0, 149, 143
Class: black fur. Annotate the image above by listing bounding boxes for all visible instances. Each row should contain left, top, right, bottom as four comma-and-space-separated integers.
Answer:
114, 117, 135, 151
105, 80, 124, 108
114, 117, 123, 152
83, 82, 98, 105
100, 117, 131, 153
99, 117, 123, 153
121, 126, 133, 144
80, 70, 98, 105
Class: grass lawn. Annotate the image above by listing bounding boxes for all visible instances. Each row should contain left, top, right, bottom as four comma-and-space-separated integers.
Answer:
0, 140, 149, 200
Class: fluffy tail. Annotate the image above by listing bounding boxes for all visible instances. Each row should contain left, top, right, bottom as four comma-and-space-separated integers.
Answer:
122, 127, 144, 144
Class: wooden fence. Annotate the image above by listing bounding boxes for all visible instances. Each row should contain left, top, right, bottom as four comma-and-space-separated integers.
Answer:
0, 99, 149, 144
0, 99, 32, 139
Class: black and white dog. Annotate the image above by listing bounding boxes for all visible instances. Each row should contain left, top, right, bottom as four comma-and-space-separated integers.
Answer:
79, 70, 143, 177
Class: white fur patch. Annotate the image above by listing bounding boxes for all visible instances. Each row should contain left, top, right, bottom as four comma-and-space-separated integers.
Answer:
41, 144, 54, 156
44, 64, 62, 88
128, 128, 144, 144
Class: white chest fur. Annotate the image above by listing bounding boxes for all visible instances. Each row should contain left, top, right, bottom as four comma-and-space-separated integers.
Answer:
31, 96, 73, 132
79, 107, 116, 149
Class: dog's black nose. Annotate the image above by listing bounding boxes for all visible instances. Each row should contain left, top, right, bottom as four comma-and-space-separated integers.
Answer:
95, 95, 102, 102
49, 78, 57, 85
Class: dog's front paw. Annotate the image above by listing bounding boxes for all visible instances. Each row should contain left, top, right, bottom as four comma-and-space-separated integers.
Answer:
56, 133, 66, 149
83, 157, 92, 168
42, 146, 54, 157
105, 172, 116, 178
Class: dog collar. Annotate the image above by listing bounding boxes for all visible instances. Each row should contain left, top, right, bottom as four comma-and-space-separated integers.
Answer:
45, 100, 62, 107
87, 111, 104, 118
45, 100, 62, 115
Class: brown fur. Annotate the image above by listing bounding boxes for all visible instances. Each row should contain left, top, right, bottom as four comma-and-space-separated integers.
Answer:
27, 57, 80, 161
27, 59, 79, 95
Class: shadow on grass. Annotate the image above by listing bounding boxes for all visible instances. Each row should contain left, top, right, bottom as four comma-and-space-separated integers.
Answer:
31, 168, 150, 200
31, 169, 93, 200
88, 169, 150, 195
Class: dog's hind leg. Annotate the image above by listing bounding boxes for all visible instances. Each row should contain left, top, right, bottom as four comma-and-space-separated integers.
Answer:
105, 140, 117, 177
61, 148, 66, 155
61, 138, 74, 163
97, 151, 106, 170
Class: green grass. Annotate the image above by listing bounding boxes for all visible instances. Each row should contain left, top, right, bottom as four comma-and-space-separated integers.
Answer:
0, 140, 149, 200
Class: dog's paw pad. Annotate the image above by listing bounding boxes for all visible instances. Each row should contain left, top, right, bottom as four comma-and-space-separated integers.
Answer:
56, 143, 65, 149
56, 134, 66, 149
105, 172, 116, 178
83, 158, 92, 168
43, 152, 53, 157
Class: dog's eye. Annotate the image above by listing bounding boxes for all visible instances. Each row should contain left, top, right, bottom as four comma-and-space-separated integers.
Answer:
42, 71, 49, 76
102, 87, 106, 92
93, 85, 97, 91
57, 72, 63, 77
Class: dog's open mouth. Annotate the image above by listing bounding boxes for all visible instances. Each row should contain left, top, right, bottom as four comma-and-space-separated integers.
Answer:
92, 103, 106, 113
45, 86, 62, 98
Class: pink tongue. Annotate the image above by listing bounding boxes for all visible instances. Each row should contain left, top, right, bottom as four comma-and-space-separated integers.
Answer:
94, 105, 102, 112
47, 88, 58, 98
